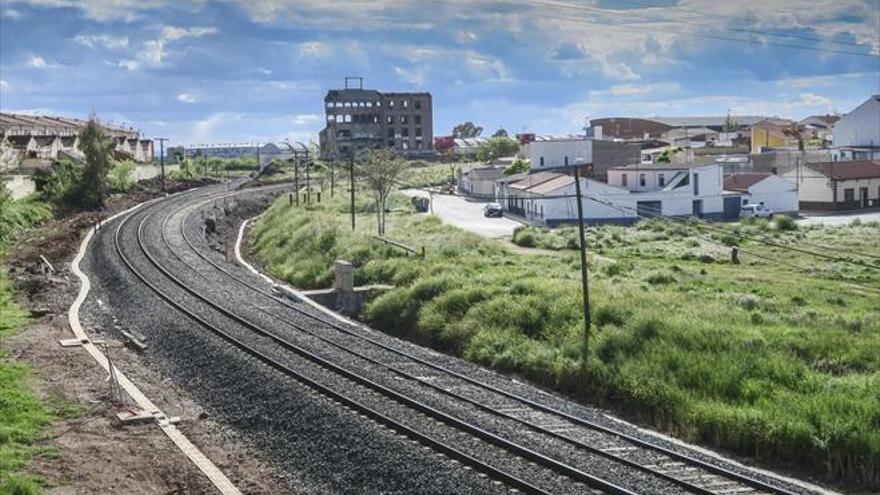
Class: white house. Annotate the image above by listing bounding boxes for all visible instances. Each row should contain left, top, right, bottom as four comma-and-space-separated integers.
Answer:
783, 160, 880, 210
528, 137, 639, 178
832, 95, 880, 160
459, 165, 506, 198
723, 173, 798, 214
502, 163, 737, 225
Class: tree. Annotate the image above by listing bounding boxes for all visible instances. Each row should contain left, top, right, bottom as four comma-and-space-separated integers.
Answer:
439, 149, 460, 185
476, 136, 520, 163
452, 121, 483, 139
78, 116, 116, 209
355, 148, 410, 235
722, 112, 739, 133
504, 158, 529, 176
492, 128, 509, 138
0, 136, 20, 174
656, 146, 683, 164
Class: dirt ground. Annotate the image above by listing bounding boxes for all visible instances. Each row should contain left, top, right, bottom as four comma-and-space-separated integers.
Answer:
2, 179, 290, 495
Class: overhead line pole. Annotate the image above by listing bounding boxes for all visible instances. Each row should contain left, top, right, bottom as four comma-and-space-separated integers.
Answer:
573, 147, 591, 360
155, 137, 168, 193
349, 154, 356, 231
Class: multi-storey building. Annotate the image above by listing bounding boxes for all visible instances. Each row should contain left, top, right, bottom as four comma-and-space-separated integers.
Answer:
319, 79, 433, 160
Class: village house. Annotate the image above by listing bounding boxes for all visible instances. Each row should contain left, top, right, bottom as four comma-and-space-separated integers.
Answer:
783, 160, 880, 210
498, 163, 741, 225
722, 173, 798, 214
527, 136, 640, 180
459, 165, 506, 198
832, 95, 880, 161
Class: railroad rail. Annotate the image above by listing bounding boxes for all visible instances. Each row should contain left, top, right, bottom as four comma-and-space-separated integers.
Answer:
110, 185, 812, 495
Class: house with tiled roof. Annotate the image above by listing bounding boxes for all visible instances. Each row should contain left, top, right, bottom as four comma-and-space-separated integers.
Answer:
783, 160, 880, 210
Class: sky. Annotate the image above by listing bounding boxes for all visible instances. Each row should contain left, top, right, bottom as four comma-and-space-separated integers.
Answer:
0, 0, 878, 147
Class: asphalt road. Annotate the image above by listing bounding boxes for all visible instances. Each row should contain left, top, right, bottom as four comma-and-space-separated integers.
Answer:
798, 210, 880, 226
402, 189, 522, 238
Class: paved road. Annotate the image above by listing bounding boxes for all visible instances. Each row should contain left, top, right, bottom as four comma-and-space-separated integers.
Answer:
403, 189, 522, 238
798, 210, 880, 226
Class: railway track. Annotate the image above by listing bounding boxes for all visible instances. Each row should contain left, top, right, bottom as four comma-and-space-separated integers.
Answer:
109, 185, 813, 495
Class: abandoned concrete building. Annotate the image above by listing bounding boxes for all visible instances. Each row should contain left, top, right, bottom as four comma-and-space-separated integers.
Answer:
0, 113, 153, 163
319, 78, 434, 160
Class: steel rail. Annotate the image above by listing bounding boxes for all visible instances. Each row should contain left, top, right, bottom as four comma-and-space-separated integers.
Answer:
163, 197, 722, 495
112, 193, 557, 495
175, 192, 802, 495
130, 196, 637, 495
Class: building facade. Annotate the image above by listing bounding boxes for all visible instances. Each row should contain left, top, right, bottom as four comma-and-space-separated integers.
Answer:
783, 161, 880, 210
528, 137, 640, 179
319, 80, 433, 160
0, 113, 153, 163
723, 173, 798, 214
832, 95, 880, 161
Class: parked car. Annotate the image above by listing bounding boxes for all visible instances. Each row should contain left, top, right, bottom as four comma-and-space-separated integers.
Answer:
483, 202, 503, 218
740, 204, 774, 219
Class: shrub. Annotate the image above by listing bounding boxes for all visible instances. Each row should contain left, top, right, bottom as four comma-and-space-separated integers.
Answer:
33, 159, 81, 204
108, 160, 135, 192
512, 226, 537, 248
771, 215, 797, 232
645, 270, 675, 285
594, 305, 630, 328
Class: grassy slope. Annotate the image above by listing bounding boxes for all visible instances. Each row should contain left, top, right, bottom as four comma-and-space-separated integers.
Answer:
251, 193, 880, 488
0, 196, 55, 495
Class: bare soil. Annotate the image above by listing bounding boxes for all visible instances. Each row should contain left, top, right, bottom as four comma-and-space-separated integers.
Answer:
1, 179, 289, 495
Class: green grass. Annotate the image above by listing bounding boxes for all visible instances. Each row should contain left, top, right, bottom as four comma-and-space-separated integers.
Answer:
0, 194, 56, 494
252, 193, 880, 489
399, 161, 479, 188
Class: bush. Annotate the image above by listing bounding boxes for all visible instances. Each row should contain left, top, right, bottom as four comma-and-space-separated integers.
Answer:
33, 159, 81, 204
108, 160, 135, 192
594, 305, 630, 328
645, 270, 675, 285
771, 215, 797, 232
512, 226, 537, 248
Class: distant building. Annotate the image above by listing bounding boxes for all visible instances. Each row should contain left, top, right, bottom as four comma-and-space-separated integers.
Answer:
527, 137, 640, 179
498, 163, 737, 225
783, 160, 880, 210
319, 78, 433, 160
723, 173, 798, 214
832, 95, 880, 161
750, 118, 801, 153
182, 143, 262, 159
0, 112, 153, 163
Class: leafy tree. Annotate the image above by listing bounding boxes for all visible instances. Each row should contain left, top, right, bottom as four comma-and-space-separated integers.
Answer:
504, 158, 530, 176
476, 136, 520, 163
33, 159, 82, 204
78, 116, 116, 209
722, 112, 739, 133
452, 121, 483, 139
0, 136, 20, 174
355, 148, 410, 235
656, 146, 683, 164
492, 128, 509, 138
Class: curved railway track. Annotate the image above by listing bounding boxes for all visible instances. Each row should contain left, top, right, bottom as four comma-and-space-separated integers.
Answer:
109, 184, 813, 495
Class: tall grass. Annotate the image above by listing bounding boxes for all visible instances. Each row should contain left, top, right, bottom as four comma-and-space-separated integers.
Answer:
252, 193, 880, 489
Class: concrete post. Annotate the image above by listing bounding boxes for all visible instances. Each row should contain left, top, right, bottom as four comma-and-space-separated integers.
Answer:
334, 260, 354, 292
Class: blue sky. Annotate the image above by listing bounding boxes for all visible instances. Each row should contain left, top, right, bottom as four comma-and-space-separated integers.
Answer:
1, 0, 878, 146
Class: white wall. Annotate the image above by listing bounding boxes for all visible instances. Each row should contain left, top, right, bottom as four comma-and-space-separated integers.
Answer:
742, 175, 798, 213
134, 163, 181, 181
834, 96, 880, 147
529, 139, 593, 170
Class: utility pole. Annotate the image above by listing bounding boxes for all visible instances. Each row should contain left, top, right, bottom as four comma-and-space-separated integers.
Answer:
305, 160, 311, 203
330, 160, 335, 198
293, 156, 300, 206
155, 137, 168, 192
573, 168, 591, 359
349, 154, 356, 230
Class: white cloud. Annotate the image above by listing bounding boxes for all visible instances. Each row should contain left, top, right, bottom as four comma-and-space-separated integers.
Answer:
27, 55, 46, 68
2, 7, 23, 18
602, 83, 680, 96
74, 34, 130, 49
393, 66, 426, 85
464, 50, 507, 79
0, 80, 9, 89
177, 92, 197, 103
799, 92, 832, 106
456, 30, 478, 44
291, 114, 321, 125
112, 25, 217, 71
256, 67, 273, 75
298, 41, 327, 58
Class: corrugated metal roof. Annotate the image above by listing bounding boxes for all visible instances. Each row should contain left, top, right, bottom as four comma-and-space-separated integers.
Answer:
509, 172, 563, 190
527, 175, 574, 195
